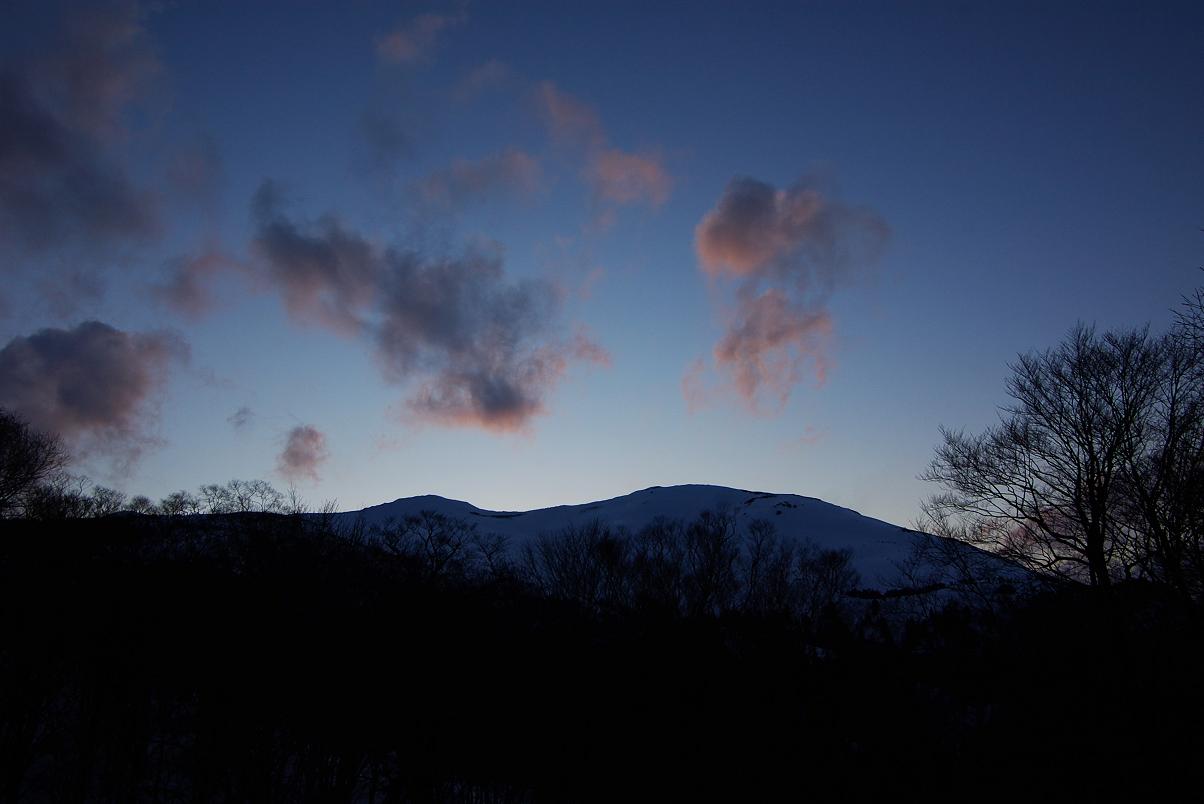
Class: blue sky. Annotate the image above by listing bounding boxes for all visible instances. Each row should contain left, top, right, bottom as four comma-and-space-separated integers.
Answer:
1, 0, 1201, 525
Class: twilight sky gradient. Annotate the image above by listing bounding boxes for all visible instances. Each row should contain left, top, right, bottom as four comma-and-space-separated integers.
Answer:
1, 0, 1201, 525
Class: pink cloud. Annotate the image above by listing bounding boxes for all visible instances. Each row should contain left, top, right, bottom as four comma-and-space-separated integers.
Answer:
568, 329, 612, 367
690, 176, 887, 412
278, 425, 328, 483
713, 289, 832, 411
695, 177, 887, 279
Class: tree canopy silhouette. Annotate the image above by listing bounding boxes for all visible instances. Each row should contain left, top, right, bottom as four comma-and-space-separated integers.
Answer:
0, 408, 67, 518
923, 290, 1204, 597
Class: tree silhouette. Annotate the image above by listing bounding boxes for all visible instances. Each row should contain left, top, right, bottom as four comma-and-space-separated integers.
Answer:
0, 409, 67, 518
0, 411, 67, 517
1117, 292, 1204, 597
922, 325, 1162, 586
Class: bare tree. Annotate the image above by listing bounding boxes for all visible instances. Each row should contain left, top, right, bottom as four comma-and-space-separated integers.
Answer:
628, 517, 686, 613
158, 490, 201, 516
1175, 283, 1204, 348
922, 325, 1162, 587
88, 486, 128, 517
406, 510, 476, 580
1116, 296, 1204, 597
740, 519, 796, 615
523, 520, 630, 609
0, 409, 68, 518
794, 541, 860, 622
682, 509, 740, 616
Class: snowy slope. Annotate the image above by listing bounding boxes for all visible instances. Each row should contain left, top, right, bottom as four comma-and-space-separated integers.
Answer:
338, 484, 1015, 591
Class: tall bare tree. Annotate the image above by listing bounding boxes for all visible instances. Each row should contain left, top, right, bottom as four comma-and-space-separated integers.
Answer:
922, 325, 1162, 587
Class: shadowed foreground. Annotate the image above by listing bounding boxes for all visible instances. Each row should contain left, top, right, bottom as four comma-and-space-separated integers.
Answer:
1, 511, 1201, 802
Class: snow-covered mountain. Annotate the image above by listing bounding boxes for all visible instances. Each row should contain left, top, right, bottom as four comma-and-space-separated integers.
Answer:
339, 484, 1018, 591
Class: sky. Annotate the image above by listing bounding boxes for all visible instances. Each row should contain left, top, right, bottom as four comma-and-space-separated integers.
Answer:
1, 0, 1201, 526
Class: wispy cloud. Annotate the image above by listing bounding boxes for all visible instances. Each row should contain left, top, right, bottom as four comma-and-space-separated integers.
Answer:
534, 81, 672, 213
713, 288, 832, 409
227, 406, 254, 430
416, 148, 542, 209
151, 248, 238, 319
376, 10, 466, 64
587, 148, 671, 208
535, 81, 606, 147
454, 59, 514, 101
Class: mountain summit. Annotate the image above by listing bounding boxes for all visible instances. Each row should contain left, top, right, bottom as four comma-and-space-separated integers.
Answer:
341, 484, 1014, 591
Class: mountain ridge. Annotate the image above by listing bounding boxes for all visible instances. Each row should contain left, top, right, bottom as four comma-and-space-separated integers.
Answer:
337, 484, 1010, 591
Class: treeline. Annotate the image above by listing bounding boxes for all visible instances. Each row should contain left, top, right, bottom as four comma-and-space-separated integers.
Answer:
2, 501, 1202, 801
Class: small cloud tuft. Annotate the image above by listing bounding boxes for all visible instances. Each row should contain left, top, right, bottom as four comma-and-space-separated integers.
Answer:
227, 406, 253, 430
278, 425, 328, 482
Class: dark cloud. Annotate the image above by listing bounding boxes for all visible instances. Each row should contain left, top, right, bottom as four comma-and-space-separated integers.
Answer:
691, 177, 888, 411
0, 3, 160, 286
376, 257, 610, 432
250, 182, 607, 432
415, 149, 541, 208
227, 406, 253, 430
250, 181, 379, 335
0, 69, 157, 253
0, 320, 187, 470
277, 425, 328, 483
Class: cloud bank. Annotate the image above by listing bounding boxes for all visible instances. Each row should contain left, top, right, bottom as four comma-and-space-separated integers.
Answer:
691, 176, 888, 411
